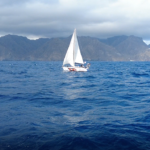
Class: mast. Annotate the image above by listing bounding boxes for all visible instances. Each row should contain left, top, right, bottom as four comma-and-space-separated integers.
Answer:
73, 29, 76, 64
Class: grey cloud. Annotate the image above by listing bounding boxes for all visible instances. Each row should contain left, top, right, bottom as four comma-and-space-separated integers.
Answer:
0, 0, 150, 43
0, 0, 30, 6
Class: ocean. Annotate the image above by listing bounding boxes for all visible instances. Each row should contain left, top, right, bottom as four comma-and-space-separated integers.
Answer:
0, 61, 150, 150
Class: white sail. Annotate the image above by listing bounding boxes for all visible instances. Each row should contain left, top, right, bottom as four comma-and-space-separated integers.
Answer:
63, 29, 84, 66
63, 31, 75, 67
73, 29, 84, 64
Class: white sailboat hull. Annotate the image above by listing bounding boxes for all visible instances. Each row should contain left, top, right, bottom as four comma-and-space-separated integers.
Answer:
63, 66, 88, 72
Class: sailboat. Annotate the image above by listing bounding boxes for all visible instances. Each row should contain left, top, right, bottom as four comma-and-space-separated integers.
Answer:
62, 29, 90, 72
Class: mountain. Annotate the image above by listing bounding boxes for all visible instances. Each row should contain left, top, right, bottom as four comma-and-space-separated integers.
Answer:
0, 35, 49, 60
0, 34, 149, 61
99, 35, 149, 61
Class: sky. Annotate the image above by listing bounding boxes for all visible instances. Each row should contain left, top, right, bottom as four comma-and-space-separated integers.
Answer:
1, 0, 150, 44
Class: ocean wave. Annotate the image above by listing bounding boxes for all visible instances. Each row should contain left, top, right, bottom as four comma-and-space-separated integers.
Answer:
1, 61, 150, 150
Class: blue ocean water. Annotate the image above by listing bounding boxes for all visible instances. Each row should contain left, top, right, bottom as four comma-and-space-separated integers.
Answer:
0, 61, 150, 150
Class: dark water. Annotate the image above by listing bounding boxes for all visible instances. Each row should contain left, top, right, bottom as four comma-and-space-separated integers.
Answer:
0, 61, 150, 150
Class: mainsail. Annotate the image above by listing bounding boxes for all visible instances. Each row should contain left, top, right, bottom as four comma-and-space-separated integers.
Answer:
63, 29, 84, 67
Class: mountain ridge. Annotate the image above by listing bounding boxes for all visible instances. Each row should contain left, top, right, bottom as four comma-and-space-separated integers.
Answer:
0, 34, 149, 61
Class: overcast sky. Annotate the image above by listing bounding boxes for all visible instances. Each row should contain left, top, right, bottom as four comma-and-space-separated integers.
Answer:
1, 0, 150, 44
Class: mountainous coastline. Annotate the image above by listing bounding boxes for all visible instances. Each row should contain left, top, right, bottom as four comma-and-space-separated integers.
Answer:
0, 34, 150, 61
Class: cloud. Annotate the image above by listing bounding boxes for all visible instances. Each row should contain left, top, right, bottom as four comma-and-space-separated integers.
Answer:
0, 0, 150, 41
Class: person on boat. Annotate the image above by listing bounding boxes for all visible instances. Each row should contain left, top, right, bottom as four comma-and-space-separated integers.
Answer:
81, 64, 84, 68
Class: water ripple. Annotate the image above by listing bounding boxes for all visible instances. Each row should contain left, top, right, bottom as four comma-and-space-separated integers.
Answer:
0, 61, 150, 150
